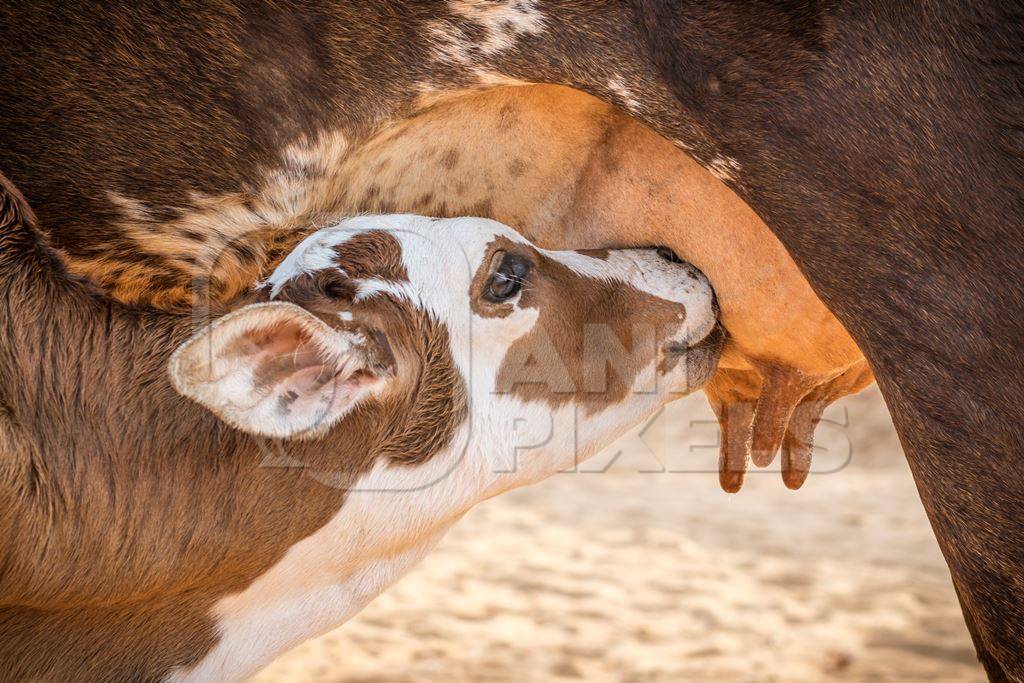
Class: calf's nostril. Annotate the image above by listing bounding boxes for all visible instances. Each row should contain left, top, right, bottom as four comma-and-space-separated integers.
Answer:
656, 246, 684, 264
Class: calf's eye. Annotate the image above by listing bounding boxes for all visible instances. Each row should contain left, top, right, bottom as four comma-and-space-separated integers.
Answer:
483, 252, 531, 303
487, 272, 522, 301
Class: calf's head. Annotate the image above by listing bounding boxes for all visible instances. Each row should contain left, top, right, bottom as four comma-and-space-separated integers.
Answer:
170, 215, 721, 486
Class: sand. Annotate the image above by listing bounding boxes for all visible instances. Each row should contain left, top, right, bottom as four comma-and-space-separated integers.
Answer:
253, 387, 985, 682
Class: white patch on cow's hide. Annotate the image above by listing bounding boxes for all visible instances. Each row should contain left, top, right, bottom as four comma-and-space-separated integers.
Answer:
427, 0, 546, 65
707, 155, 741, 182
413, 79, 442, 97
606, 75, 642, 113
103, 131, 351, 278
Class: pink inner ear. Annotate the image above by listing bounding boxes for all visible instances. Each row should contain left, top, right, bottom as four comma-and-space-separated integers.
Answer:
226, 322, 330, 391
243, 321, 312, 358
234, 317, 376, 420
283, 364, 378, 424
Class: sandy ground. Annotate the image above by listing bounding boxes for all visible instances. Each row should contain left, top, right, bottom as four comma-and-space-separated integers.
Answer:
254, 388, 985, 682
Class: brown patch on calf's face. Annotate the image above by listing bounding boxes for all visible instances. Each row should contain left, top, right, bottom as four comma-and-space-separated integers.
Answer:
371, 300, 468, 467
479, 240, 700, 414
330, 229, 408, 282
270, 228, 410, 314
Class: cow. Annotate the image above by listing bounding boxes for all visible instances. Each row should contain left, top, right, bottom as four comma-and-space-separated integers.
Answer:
0, 2, 1020, 678
0, 173, 723, 679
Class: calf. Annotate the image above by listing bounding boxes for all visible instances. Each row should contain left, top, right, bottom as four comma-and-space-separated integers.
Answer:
0, 175, 721, 681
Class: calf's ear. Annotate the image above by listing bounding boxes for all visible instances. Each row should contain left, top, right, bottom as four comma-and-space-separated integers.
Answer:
169, 302, 386, 438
